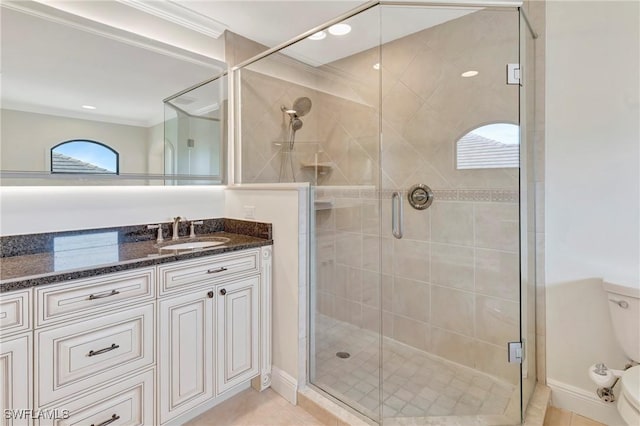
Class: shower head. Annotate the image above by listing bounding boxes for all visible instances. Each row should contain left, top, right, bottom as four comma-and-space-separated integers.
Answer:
291, 117, 303, 132
281, 97, 312, 118
292, 97, 312, 117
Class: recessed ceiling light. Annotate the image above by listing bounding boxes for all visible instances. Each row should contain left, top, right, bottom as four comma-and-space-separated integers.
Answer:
82, 105, 97, 110
308, 31, 326, 41
329, 23, 351, 36
461, 70, 479, 78
373, 63, 380, 70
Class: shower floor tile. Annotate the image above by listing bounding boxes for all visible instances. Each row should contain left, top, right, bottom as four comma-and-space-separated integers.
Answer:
311, 314, 517, 421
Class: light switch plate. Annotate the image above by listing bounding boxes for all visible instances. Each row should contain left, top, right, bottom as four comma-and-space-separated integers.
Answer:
243, 205, 256, 219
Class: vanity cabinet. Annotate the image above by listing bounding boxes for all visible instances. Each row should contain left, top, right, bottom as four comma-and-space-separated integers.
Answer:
157, 248, 267, 425
0, 243, 272, 426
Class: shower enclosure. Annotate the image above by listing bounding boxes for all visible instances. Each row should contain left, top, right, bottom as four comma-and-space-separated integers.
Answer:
234, 2, 538, 424
163, 74, 227, 184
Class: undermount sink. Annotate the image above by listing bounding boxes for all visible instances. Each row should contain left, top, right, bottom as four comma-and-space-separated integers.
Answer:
157, 237, 230, 252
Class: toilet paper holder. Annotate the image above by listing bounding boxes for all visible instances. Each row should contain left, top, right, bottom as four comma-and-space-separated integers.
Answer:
589, 362, 621, 403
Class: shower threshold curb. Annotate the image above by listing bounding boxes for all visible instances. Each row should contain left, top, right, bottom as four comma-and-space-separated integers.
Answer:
297, 384, 551, 425
298, 386, 375, 425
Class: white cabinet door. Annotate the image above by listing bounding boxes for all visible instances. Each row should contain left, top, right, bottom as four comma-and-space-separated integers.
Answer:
216, 275, 259, 395
158, 289, 214, 424
0, 333, 32, 426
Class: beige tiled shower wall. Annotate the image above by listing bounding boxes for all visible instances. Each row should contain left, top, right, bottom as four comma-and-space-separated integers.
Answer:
238, 9, 528, 386
314, 188, 521, 385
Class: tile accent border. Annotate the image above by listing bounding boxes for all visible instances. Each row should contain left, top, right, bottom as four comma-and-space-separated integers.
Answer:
315, 187, 519, 203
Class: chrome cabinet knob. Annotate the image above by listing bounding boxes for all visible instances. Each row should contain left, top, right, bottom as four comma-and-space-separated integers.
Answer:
220, 288, 227, 296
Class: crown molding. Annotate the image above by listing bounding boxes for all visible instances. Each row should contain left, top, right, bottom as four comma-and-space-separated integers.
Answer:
1, 0, 224, 70
116, 0, 228, 39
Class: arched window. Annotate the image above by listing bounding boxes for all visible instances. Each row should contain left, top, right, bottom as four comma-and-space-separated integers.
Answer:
51, 140, 119, 174
456, 123, 519, 169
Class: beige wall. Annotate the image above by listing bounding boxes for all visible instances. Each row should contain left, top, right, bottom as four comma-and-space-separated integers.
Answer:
545, 1, 639, 424
1, 109, 150, 174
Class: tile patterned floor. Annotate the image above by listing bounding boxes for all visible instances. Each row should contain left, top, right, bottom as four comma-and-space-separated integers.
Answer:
185, 388, 324, 426
543, 407, 606, 426
311, 315, 517, 421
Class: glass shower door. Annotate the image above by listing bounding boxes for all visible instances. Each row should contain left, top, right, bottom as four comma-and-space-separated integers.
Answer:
379, 5, 524, 424
301, 6, 384, 422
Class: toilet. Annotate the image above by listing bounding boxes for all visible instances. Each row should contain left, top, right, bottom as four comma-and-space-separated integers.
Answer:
603, 281, 640, 426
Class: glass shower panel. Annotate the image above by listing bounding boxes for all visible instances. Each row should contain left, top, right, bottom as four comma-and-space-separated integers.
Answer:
235, 6, 383, 421
520, 7, 539, 419
164, 75, 227, 184
379, 6, 522, 423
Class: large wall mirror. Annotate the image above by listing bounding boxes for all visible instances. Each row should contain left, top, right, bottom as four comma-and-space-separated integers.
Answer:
0, 2, 227, 185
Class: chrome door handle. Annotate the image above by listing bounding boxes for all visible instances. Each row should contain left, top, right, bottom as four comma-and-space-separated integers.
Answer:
88, 343, 120, 357
88, 289, 120, 300
392, 191, 403, 239
91, 414, 120, 426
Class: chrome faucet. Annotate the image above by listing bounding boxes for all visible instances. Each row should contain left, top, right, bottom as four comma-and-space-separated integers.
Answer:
172, 216, 182, 240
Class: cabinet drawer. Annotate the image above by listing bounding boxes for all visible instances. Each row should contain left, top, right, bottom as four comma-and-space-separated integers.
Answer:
36, 268, 155, 327
158, 249, 259, 295
37, 369, 155, 426
0, 289, 31, 337
35, 303, 154, 407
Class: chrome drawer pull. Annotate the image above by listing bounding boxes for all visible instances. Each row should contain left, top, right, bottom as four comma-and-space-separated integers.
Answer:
91, 414, 120, 426
88, 343, 120, 357
207, 267, 228, 274
88, 290, 120, 300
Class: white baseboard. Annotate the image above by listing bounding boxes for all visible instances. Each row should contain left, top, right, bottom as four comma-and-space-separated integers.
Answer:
271, 366, 298, 405
547, 378, 626, 425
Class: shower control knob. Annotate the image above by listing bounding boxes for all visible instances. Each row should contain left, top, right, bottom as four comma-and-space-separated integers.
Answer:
207, 291, 214, 299
219, 288, 227, 296
407, 184, 434, 210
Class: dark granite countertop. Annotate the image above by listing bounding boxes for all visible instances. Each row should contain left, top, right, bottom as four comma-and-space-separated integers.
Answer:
0, 219, 272, 293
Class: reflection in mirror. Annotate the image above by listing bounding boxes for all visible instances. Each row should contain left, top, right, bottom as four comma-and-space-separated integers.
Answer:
51, 140, 119, 174
0, 3, 226, 185
164, 75, 227, 184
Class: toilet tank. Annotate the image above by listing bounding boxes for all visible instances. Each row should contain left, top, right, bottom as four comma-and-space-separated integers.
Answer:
603, 281, 640, 362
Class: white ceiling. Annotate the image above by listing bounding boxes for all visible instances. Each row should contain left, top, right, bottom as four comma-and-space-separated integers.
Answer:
0, 1, 495, 127
0, 5, 224, 127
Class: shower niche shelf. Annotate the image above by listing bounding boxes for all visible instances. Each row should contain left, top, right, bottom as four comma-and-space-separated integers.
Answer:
301, 161, 334, 175
314, 198, 334, 210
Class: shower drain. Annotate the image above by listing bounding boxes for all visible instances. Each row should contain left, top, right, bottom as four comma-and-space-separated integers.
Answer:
336, 351, 351, 359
